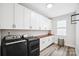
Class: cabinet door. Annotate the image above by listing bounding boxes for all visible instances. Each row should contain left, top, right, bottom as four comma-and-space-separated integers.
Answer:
24, 7, 31, 29
31, 11, 39, 30
49, 20, 52, 30
36, 13, 41, 30
40, 37, 52, 51
44, 18, 48, 30
39, 15, 45, 30
14, 4, 24, 29
40, 38, 46, 51
47, 19, 52, 30
0, 3, 14, 29
38, 14, 42, 30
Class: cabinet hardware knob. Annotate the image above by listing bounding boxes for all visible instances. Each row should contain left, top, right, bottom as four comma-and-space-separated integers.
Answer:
12, 24, 16, 28
30, 26, 32, 29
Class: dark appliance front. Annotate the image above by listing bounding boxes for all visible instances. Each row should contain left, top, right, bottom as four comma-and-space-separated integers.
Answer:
25, 37, 40, 56
1, 35, 27, 56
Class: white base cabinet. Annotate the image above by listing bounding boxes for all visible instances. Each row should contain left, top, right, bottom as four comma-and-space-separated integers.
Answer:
40, 36, 55, 51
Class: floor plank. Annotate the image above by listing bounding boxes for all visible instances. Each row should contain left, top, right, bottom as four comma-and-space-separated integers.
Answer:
67, 47, 76, 56
40, 44, 76, 56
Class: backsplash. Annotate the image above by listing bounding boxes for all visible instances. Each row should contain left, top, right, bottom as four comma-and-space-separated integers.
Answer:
1, 29, 49, 39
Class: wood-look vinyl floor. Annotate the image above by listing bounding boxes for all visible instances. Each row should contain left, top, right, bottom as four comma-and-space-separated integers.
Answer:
40, 44, 76, 56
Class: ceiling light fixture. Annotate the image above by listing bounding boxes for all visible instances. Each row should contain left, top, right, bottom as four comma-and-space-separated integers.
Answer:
46, 3, 53, 8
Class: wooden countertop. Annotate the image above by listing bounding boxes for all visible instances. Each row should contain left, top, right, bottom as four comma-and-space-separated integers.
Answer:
34, 34, 54, 38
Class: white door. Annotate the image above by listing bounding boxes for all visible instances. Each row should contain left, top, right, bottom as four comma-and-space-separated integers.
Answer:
14, 4, 24, 29
0, 3, 14, 29
75, 4, 79, 56
24, 7, 31, 29
76, 21, 79, 56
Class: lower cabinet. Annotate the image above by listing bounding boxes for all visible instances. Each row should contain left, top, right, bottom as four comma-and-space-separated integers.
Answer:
40, 36, 55, 51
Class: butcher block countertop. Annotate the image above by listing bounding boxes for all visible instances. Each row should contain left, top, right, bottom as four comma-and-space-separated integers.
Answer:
34, 34, 54, 38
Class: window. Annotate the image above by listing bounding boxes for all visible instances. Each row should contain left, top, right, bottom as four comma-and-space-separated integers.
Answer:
57, 20, 67, 36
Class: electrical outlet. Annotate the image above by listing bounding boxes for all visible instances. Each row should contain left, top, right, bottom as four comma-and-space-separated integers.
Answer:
8, 32, 11, 35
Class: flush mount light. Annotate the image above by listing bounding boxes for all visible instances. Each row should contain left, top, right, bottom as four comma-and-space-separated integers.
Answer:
46, 3, 53, 8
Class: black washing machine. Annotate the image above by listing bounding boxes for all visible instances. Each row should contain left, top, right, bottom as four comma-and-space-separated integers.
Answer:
1, 35, 27, 56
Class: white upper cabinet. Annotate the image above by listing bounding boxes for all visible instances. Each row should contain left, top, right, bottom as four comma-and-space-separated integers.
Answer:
30, 11, 36, 29
0, 3, 14, 29
24, 7, 31, 29
44, 17, 49, 30
39, 15, 46, 30
14, 4, 25, 29
47, 19, 52, 30
31, 11, 40, 30
39, 15, 52, 30
0, 3, 52, 30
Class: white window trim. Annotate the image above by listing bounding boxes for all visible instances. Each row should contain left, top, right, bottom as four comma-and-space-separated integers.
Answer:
56, 20, 67, 36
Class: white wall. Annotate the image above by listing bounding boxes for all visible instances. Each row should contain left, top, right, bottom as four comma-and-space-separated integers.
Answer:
76, 22, 79, 56
75, 4, 79, 56
52, 13, 76, 47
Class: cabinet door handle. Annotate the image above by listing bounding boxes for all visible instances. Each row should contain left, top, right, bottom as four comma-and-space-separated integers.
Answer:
30, 26, 32, 29
0, 24, 1, 29
12, 24, 16, 28
39, 27, 41, 29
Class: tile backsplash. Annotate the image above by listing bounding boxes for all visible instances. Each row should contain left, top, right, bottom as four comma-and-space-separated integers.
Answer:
0, 29, 51, 46
0, 29, 49, 39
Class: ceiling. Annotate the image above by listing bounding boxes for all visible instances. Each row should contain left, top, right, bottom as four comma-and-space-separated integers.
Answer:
20, 3, 78, 18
